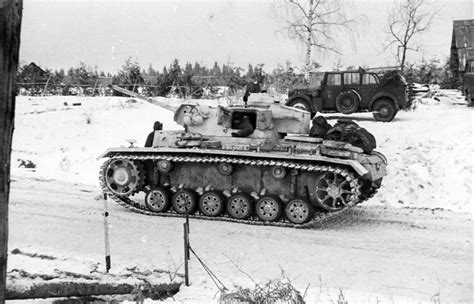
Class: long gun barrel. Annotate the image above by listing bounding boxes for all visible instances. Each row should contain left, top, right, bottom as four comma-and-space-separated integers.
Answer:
111, 85, 180, 112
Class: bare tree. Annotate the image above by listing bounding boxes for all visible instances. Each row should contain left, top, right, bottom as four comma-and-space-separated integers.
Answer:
277, 0, 355, 79
384, 0, 438, 72
1, 0, 23, 301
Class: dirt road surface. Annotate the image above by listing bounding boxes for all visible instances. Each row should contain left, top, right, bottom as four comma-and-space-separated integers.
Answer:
8, 177, 472, 303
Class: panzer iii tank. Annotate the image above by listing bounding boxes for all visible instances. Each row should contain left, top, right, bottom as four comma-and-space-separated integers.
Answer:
98, 86, 387, 227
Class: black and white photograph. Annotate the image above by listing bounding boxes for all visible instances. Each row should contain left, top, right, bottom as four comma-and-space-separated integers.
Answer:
1, 0, 472, 303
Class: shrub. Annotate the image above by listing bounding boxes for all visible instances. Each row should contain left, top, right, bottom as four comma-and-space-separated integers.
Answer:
219, 275, 305, 304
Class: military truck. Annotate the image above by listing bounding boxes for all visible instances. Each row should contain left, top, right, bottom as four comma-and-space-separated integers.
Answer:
286, 69, 409, 122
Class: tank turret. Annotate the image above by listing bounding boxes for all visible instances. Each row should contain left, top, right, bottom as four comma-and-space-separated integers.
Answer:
99, 86, 387, 227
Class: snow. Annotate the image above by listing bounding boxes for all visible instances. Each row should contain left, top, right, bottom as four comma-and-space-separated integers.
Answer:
7, 248, 182, 302
13, 96, 179, 185
7, 92, 473, 303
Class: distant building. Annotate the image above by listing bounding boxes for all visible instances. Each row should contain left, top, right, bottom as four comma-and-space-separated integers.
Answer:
450, 20, 474, 86
18, 62, 50, 84
17, 62, 52, 95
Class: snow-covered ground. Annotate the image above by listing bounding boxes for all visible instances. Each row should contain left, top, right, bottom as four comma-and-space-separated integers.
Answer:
12, 92, 473, 212
7, 92, 473, 303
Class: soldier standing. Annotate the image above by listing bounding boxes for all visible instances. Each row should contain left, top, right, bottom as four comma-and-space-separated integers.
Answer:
243, 75, 262, 104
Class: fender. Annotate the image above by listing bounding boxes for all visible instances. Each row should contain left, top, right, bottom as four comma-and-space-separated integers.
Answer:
369, 92, 398, 111
98, 146, 372, 178
338, 89, 361, 103
286, 94, 319, 112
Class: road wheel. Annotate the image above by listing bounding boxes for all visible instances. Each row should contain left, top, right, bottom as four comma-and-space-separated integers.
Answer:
227, 193, 253, 219
256, 196, 282, 222
172, 189, 197, 214
288, 98, 314, 116
145, 187, 171, 213
336, 92, 359, 114
372, 98, 397, 122
199, 191, 225, 217
285, 198, 314, 224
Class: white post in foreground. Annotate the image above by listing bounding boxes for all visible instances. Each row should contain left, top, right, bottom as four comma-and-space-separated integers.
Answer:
103, 193, 111, 273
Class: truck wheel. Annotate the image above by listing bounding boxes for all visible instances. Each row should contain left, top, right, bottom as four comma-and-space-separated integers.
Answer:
288, 98, 314, 116
372, 99, 397, 122
336, 92, 359, 114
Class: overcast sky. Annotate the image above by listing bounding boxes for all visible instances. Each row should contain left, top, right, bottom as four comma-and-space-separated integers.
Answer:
19, 0, 473, 74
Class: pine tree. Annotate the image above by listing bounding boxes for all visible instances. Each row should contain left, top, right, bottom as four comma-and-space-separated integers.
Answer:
211, 61, 221, 77
113, 57, 143, 93
193, 62, 202, 76
247, 64, 254, 78
147, 64, 157, 76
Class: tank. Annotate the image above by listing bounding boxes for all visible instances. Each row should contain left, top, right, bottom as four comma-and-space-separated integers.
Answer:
98, 85, 387, 227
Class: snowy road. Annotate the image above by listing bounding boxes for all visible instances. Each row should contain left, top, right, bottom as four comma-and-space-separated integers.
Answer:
8, 177, 472, 303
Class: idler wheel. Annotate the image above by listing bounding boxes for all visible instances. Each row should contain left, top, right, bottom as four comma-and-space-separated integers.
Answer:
145, 187, 171, 213
256, 195, 282, 222
104, 159, 142, 196
172, 189, 197, 214
285, 198, 314, 224
227, 193, 253, 219
315, 171, 353, 211
199, 191, 225, 217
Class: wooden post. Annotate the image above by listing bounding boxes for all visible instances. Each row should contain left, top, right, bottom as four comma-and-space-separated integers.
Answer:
0, 0, 23, 302
132, 79, 137, 93
92, 79, 98, 96
183, 210, 190, 286
103, 193, 111, 273
42, 74, 51, 96
183, 223, 188, 286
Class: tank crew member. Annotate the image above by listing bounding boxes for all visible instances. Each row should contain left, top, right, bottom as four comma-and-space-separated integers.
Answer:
243, 75, 261, 104
231, 114, 254, 137
145, 121, 163, 147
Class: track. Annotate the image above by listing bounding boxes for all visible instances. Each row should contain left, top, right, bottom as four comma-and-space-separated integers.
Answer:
99, 153, 379, 228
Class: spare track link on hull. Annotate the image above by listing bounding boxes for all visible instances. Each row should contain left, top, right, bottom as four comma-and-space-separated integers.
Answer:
99, 153, 368, 228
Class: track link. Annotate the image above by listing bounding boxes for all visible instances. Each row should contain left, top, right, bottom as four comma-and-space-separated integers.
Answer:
99, 153, 376, 228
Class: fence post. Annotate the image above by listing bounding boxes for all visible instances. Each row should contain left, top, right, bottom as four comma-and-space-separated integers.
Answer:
183, 210, 190, 286
183, 223, 189, 286
103, 193, 111, 273
42, 74, 51, 96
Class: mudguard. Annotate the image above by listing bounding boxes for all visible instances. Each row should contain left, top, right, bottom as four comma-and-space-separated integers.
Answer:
369, 92, 398, 110
287, 94, 318, 113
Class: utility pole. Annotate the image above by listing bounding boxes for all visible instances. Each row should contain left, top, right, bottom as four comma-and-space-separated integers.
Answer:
0, 0, 23, 302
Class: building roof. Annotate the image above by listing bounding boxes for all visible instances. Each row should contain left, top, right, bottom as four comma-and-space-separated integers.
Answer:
19, 62, 50, 79
451, 19, 474, 72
